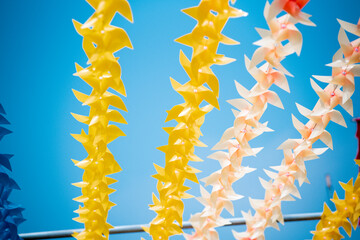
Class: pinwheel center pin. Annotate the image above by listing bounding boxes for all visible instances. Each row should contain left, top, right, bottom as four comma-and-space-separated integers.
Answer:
271, 194, 276, 201
355, 47, 359, 52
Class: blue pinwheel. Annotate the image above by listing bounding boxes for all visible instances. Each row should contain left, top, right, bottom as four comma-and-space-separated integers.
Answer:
0, 103, 25, 240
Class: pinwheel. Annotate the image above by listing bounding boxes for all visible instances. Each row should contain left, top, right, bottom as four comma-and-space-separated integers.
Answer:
185, 0, 314, 239
144, 1, 247, 239
311, 160, 360, 240
311, 119, 360, 239
71, 0, 133, 239
271, 0, 313, 26
0, 103, 25, 240
235, 18, 359, 240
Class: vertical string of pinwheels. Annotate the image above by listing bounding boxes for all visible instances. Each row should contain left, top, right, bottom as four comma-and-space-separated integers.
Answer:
71, 1, 133, 239
186, 1, 314, 239
311, 161, 360, 240
0, 103, 25, 240
234, 18, 360, 240
144, 1, 247, 240
311, 20, 360, 239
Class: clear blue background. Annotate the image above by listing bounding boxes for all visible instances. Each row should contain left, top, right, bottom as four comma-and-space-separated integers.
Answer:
0, 0, 360, 239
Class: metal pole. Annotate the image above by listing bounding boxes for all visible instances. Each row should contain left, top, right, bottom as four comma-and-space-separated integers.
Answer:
19, 212, 322, 239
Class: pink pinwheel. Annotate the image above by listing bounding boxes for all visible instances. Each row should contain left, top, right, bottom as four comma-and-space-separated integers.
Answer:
337, 27, 360, 64
338, 18, 360, 37
267, 15, 303, 55
245, 56, 290, 92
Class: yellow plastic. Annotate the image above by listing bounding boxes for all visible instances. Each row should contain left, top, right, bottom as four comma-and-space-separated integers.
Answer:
71, 0, 133, 239
312, 160, 360, 240
145, 1, 246, 239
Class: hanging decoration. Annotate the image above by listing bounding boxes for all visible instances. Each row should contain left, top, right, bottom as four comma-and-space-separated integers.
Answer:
0, 103, 25, 240
312, 19, 360, 240
144, 1, 247, 239
311, 160, 360, 240
234, 18, 359, 240
186, 0, 314, 239
71, 0, 133, 239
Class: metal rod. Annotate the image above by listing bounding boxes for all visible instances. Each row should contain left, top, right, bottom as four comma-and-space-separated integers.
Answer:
19, 212, 322, 239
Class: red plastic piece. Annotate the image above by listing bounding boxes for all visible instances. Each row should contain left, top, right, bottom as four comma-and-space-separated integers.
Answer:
281, 0, 310, 16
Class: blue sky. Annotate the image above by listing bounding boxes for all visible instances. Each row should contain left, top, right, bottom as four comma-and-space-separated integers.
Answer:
0, 0, 359, 239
